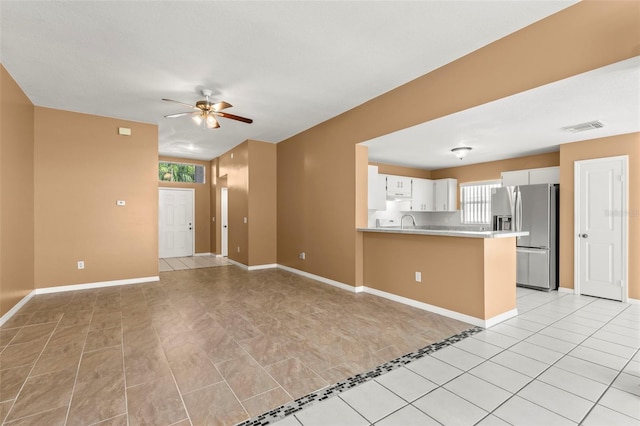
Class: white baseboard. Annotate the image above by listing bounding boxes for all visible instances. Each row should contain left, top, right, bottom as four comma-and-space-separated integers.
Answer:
278, 264, 518, 327
248, 264, 278, 271
558, 287, 575, 294
0, 290, 36, 327
628, 297, 639, 305
226, 259, 248, 270
35, 276, 159, 295
194, 252, 213, 257
277, 264, 364, 293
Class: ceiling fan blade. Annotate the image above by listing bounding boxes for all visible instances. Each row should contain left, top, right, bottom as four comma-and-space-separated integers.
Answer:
164, 111, 198, 118
212, 101, 232, 111
215, 111, 253, 124
162, 98, 198, 109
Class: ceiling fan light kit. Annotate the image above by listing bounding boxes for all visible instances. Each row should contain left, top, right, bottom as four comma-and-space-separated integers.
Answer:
163, 89, 253, 129
451, 146, 472, 160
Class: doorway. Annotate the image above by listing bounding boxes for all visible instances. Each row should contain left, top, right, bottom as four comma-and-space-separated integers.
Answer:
159, 188, 195, 258
574, 156, 628, 301
221, 187, 228, 257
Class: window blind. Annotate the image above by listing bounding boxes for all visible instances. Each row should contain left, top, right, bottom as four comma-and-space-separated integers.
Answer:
460, 181, 501, 224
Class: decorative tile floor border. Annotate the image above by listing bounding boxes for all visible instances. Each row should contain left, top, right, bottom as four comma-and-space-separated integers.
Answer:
238, 326, 484, 426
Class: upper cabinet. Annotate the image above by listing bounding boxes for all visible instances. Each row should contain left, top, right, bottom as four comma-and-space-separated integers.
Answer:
501, 166, 559, 186
434, 178, 457, 211
411, 178, 434, 212
386, 175, 412, 199
367, 166, 386, 210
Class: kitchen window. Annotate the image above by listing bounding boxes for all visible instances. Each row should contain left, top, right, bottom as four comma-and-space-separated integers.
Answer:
460, 180, 501, 224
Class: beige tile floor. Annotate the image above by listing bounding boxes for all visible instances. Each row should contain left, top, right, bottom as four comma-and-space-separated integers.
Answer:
0, 266, 471, 425
159, 255, 230, 272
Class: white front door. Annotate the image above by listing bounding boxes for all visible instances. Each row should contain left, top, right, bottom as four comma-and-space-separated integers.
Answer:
221, 187, 228, 257
575, 156, 628, 301
159, 188, 194, 258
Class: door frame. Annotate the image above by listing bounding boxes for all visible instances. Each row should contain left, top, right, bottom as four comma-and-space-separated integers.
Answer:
220, 187, 228, 257
158, 187, 196, 258
573, 155, 628, 301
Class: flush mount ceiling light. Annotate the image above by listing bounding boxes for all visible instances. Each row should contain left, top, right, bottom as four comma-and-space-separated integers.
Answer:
451, 147, 472, 160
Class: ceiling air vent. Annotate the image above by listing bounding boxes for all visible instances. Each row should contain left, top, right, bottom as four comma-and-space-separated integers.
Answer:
562, 120, 605, 133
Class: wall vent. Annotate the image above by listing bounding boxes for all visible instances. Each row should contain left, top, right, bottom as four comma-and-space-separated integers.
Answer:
562, 120, 605, 133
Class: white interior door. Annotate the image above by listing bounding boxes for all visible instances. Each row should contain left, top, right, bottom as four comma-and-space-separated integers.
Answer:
221, 187, 228, 257
159, 188, 194, 258
575, 156, 627, 301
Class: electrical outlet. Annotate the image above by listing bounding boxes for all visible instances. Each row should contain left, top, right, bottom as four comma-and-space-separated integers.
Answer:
243, 217, 247, 224
415, 271, 421, 282
299, 252, 306, 260
77, 261, 85, 270
237, 246, 240, 253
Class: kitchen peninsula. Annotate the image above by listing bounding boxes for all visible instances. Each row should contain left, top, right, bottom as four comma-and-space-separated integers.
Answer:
358, 227, 528, 327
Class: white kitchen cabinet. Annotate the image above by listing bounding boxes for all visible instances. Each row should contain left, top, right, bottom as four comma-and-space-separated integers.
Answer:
367, 166, 386, 210
501, 170, 530, 186
434, 178, 457, 211
501, 167, 559, 186
410, 178, 434, 211
529, 167, 560, 184
386, 175, 412, 199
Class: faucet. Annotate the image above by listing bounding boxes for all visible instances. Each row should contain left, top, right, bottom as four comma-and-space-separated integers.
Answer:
400, 214, 416, 229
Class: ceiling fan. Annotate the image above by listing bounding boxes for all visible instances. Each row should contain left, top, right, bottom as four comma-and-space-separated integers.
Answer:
162, 89, 253, 129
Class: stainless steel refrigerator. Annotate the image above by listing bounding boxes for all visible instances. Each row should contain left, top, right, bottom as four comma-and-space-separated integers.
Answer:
491, 184, 559, 290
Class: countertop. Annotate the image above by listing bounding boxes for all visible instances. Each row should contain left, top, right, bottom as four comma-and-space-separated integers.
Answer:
357, 226, 529, 239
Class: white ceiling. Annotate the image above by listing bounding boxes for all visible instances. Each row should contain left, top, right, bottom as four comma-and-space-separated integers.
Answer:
364, 56, 640, 170
0, 1, 581, 161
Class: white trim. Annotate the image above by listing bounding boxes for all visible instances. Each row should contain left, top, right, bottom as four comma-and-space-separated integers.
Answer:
159, 187, 196, 257
0, 290, 36, 327
194, 252, 213, 257
628, 297, 640, 305
277, 264, 365, 293
35, 276, 159, 295
574, 155, 629, 302
364, 286, 515, 328
275, 264, 515, 326
226, 258, 248, 270
557, 287, 575, 294
248, 264, 278, 271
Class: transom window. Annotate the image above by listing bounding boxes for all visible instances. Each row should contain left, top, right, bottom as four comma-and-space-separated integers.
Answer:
460, 180, 501, 224
159, 161, 205, 184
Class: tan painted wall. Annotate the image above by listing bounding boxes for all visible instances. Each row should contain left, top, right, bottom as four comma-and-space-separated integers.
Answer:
248, 140, 277, 266
34, 107, 158, 288
483, 238, 517, 318
0, 65, 35, 316
278, 1, 639, 286
363, 233, 516, 320
158, 156, 211, 254
559, 133, 640, 299
370, 162, 431, 179
217, 140, 277, 266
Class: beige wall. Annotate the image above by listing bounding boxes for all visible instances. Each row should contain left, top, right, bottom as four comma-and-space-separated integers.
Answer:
278, 1, 639, 287
159, 156, 211, 254
218, 140, 277, 266
0, 65, 35, 316
247, 141, 277, 266
559, 133, 640, 298
34, 107, 158, 288
363, 233, 517, 320
370, 162, 431, 179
